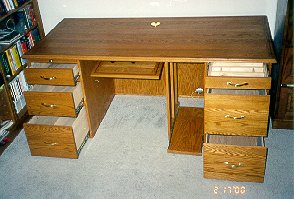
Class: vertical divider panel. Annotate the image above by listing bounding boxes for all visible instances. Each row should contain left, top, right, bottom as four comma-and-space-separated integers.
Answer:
164, 62, 172, 140
78, 60, 115, 138
174, 63, 179, 110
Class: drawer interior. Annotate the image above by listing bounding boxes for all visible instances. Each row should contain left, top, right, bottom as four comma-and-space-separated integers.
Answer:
206, 134, 264, 147
208, 62, 268, 77
208, 88, 266, 96
30, 62, 79, 76
91, 61, 163, 80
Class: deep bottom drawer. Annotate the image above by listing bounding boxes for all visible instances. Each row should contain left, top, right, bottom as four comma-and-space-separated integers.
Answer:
24, 107, 89, 159
203, 135, 267, 182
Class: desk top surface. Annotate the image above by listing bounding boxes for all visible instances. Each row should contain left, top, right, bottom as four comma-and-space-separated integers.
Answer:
25, 16, 276, 63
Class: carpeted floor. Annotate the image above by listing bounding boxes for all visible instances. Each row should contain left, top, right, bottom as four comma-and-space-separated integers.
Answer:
0, 95, 293, 199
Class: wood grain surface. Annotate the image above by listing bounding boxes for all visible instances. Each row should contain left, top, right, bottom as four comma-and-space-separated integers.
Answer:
168, 107, 203, 155
24, 92, 77, 117
79, 61, 115, 137
24, 123, 78, 159
24, 17, 276, 63
91, 61, 163, 79
203, 143, 267, 182
24, 68, 77, 86
204, 93, 270, 136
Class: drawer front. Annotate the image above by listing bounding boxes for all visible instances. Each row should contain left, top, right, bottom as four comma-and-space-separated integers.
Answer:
24, 124, 79, 158
24, 68, 78, 86
205, 76, 271, 89
203, 143, 267, 182
24, 107, 89, 159
204, 94, 270, 136
25, 92, 81, 117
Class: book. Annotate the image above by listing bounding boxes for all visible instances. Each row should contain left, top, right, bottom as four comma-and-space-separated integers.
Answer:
0, 52, 13, 78
15, 40, 26, 65
31, 28, 40, 43
10, 44, 22, 69
4, 49, 16, 75
26, 31, 34, 48
7, 0, 15, 10
2, 0, 12, 11
12, 0, 18, 8
20, 36, 28, 52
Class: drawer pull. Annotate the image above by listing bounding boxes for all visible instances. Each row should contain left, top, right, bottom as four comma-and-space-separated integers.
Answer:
281, 83, 294, 88
224, 161, 242, 169
44, 142, 58, 146
226, 81, 248, 87
41, 103, 57, 108
225, 115, 245, 120
40, 76, 56, 81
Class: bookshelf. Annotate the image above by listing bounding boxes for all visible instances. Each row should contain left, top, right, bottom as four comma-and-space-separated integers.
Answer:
0, 0, 44, 154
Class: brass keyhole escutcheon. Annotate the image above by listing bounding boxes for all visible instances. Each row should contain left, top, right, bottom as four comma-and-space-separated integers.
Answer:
151, 21, 160, 28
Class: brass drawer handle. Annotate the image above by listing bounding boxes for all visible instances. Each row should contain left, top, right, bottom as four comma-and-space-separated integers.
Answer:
44, 142, 58, 146
40, 76, 56, 81
41, 103, 57, 108
226, 81, 248, 87
281, 83, 294, 88
225, 115, 245, 120
224, 161, 242, 169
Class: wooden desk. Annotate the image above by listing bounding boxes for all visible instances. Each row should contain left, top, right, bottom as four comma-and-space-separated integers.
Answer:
23, 16, 275, 161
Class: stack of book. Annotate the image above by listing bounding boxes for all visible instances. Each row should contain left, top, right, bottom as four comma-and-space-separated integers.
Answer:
0, 0, 27, 15
9, 70, 29, 113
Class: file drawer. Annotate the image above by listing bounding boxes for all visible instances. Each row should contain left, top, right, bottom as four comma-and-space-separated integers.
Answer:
205, 62, 271, 89
24, 107, 89, 159
24, 82, 83, 117
204, 89, 270, 136
24, 62, 79, 86
203, 134, 267, 183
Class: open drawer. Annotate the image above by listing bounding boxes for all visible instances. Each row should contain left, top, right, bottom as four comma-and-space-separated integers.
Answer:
24, 62, 79, 86
205, 62, 271, 89
203, 134, 267, 183
24, 107, 89, 159
204, 89, 270, 136
24, 82, 84, 117
91, 61, 163, 80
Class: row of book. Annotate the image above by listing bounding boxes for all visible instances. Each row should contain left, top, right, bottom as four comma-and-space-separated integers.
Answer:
0, 28, 40, 79
0, 0, 27, 15
9, 70, 29, 113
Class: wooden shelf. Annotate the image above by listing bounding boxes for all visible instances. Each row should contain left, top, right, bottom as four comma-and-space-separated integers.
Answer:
91, 61, 163, 80
168, 107, 203, 155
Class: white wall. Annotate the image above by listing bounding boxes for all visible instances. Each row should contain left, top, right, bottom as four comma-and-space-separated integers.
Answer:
38, 0, 277, 37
